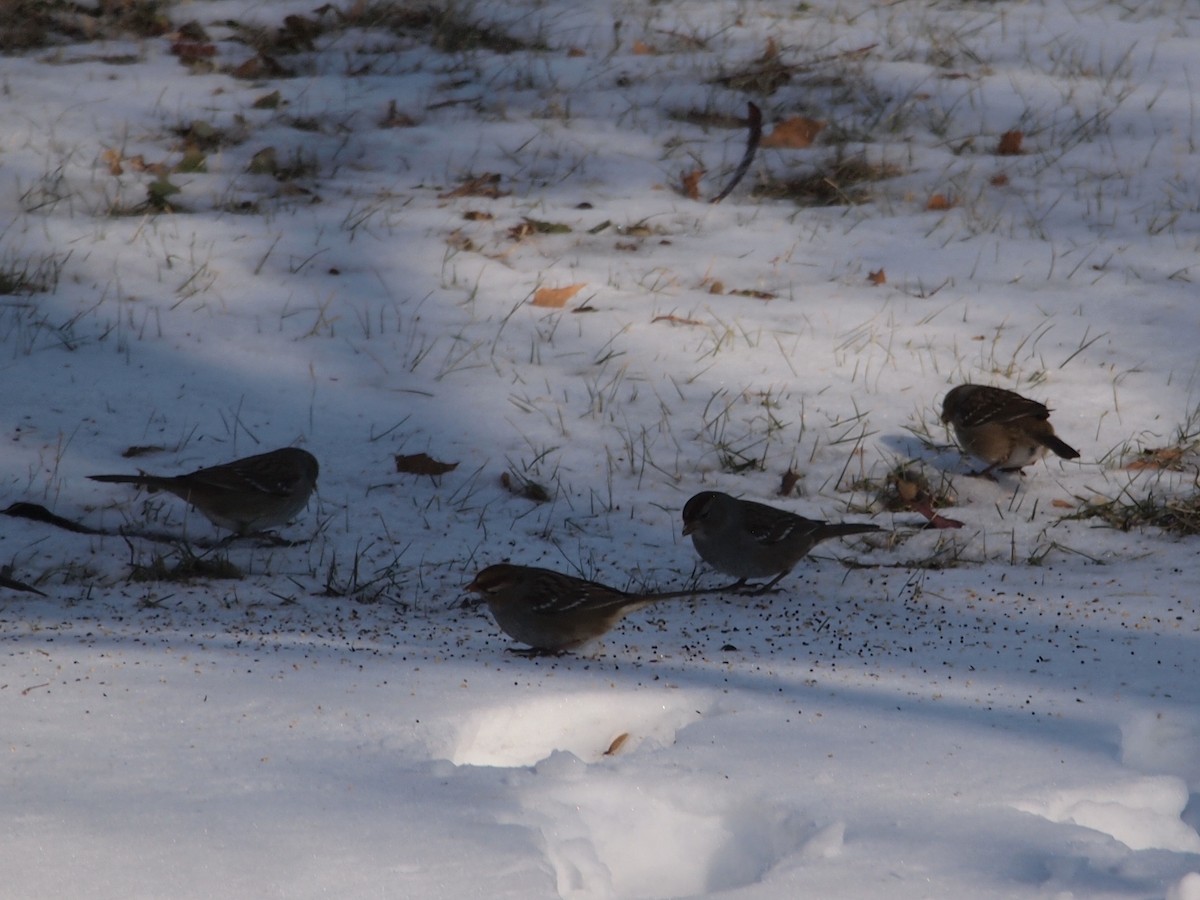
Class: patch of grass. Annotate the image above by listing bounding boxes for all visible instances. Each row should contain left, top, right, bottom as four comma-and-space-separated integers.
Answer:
0, 0, 171, 51
753, 152, 902, 206
1070, 488, 1200, 537
0, 250, 67, 295
128, 549, 243, 583
363, 0, 545, 54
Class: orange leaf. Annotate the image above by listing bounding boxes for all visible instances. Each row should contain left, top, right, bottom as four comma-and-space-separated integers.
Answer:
102, 148, 124, 176
531, 283, 586, 308
604, 733, 631, 756
1050, 498, 1075, 509
925, 193, 954, 210
996, 130, 1024, 155
760, 116, 826, 149
1125, 447, 1185, 471
631, 40, 657, 55
867, 269, 887, 285
679, 168, 705, 200
395, 452, 458, 477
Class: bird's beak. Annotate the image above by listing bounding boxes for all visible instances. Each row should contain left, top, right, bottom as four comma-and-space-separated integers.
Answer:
681, 520, 695, 536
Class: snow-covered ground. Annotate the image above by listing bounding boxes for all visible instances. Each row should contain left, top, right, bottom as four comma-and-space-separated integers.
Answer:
3, 0, 1200, 896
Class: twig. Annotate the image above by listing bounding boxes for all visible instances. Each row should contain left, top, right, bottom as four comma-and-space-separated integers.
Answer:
709, 102, 762, 204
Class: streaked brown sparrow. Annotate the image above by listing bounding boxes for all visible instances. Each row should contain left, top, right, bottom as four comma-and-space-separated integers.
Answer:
466, 563, 696, 654
682, 490, 881, 593
940, 384, 1079, 476
89, 446, 319, 536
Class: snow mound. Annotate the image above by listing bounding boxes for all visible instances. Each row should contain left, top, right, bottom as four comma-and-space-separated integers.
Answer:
1015, 776, 1200, 853
523, 754, 807, 899
433, 691, 708, 767
1121, 710, 1200, 788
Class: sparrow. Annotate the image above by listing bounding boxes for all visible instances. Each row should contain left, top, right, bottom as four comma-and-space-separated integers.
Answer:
682, 490, 881, 592
940, 384, 1079, 476
89, 446, 318, 536
466, 563, 699, 654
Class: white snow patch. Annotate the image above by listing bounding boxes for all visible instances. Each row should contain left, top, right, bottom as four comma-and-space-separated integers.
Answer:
431, 691, 708, 767
1015, 776, 1200, 853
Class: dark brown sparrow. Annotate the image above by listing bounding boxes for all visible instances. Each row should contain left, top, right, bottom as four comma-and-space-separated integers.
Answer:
940, 384, 1079, 476
89, 447, 319, 536
466, 563, 697, 654
682, 491, 881, 593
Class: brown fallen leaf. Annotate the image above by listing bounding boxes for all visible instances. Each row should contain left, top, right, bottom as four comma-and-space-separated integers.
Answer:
1125, 446, 1185, 471
910, 497, 965, 529
996, 129, 1024, 156
779, 468, 801, 496
395, 452, 458, 477
729, 288, 777, 300
438, 172, 506, 200
604, 733, 631, 756
867, 269, 887, 286
989, 172, 1010, 187
679, 168, 705, 200
1050, 498, 1076, 509
102, 147, 124, 175
631, 40, 657, 55
925, 193, 954, 210
500, 471, 550, 502
652, 314, 705, 327
760, 116, 826, 149
531, 283, 586, 308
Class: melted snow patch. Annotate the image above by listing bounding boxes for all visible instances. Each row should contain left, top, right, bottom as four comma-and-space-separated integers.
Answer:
432, 692, 707, 767
1015, 776, 1200, 852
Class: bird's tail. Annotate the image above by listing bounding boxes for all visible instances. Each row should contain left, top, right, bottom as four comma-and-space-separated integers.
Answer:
1039, 435, 1080, 460
88, 474, 170, 492
820, 522, 882, 541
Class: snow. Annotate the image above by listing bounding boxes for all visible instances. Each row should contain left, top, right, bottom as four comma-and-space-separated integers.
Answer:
3, 0, 1200, 896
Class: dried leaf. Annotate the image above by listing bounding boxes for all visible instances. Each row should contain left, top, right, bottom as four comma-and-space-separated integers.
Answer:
510, 218, 570, 238
925, 193, 954, 210
779, 468, 801, 496
121, 445, 167, 458
102, 148, 124, 176
996, 130, 1024, 156
171, 41, 217, 64
604, 733, 631, 756
1050, 498, 1076, 509
1125, 447, 1186, 471
729, 288, 776, 300
989, 172, 1010, 187
500, 471, 550, 503
438, 173, 506, 200
867, 269, 887, 286
247, 146, 278, 175
894, 476, 919, 503
531, 283, 586, 308
679, 168, 705, 200
253, 90, 282, 110
760, 116, 826, 149
395, 452, 458, 477
631, 40, 657, 55
652, 314, 704, 327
